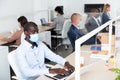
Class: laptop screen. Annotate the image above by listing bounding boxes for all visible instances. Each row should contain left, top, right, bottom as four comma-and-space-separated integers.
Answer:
40, 18, 46, 26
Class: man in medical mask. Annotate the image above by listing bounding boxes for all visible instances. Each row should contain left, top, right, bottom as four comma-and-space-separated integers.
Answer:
68, 13, 97, 51
85, 8, 101, 32
15, 22, 74, 80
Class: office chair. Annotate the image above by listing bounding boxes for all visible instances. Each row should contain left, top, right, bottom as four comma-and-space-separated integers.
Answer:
80, 13, 88, 34
8, 50, 24, 80
8, 50, 54, 80
51, 19, 71, 50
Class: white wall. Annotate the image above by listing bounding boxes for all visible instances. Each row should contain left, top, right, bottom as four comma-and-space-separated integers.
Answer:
0, 0, 50, 33
0, 0, 120, 32
48, 0, 120, 19
0, 0, 34, 33
33, 0, 49, 24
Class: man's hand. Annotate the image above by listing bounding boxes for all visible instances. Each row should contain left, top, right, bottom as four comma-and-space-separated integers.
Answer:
46, 23, 52, 26
64, 62, 75, 72
49, 68, 68, 75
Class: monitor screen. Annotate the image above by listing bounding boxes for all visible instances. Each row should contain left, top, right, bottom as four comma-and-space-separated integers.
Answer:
84, 4, 104, 13
40, 18, 47, 26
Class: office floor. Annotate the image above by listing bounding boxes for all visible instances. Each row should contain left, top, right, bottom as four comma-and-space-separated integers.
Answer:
53, 45, 72, 57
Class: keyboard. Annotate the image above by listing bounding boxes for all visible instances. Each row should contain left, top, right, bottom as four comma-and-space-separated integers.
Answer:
53, 70, 73, 79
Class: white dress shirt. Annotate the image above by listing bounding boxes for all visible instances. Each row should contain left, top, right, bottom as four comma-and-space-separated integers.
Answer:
15, 40, 67, 80
21, 32, 25, 43
92, 16, 101, 26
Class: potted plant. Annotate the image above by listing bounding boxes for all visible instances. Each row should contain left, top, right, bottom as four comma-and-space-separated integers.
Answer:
109, 68, 120, 80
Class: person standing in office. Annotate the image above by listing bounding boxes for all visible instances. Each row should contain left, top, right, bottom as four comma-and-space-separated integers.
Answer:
68, 13, 97, 51
85, 8, 101, 32
0, 16, 28, 46
15, 22, 74, 80
101, 3, 115, 34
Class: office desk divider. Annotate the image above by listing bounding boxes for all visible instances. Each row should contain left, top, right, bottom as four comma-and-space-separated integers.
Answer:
75, 16, 120, 80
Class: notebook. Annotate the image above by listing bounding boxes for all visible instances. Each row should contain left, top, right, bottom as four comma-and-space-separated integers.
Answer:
90, 45, 101, 51
40, 18, 47, 26
45, 70, 73, 80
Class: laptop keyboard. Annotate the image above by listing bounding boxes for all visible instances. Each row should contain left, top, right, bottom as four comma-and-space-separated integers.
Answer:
53, 70, 73, 79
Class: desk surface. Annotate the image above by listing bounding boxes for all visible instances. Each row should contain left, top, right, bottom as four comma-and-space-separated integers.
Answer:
36, 53, 74, 80
0, 25, 54, 45
36, 45, 116, 80
0, 32, 11, 45
38, 25, 54, 32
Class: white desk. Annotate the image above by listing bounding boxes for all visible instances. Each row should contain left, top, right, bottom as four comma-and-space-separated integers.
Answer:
38, 25, 54, 32
36, 53, 74, 80
36, 45, 117, 80
0, 32, 11, 45
38, 25, 54, 47
0, 46, 10, 80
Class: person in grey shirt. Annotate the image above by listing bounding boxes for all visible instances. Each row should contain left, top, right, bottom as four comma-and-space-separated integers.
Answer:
15, 22, 74, 80
47, 6, 65, 34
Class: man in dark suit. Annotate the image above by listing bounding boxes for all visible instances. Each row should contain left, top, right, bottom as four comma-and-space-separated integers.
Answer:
85, 8, 101, 32
67, 13, 96, 51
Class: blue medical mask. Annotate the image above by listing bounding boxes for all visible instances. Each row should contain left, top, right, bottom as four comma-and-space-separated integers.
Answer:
30, 33, 39, 43
77, 21, 82, 28
95, 13, 100, 18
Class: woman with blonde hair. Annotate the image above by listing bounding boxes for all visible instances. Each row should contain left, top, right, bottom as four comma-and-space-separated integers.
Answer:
103, 3, 111, 13
101, 3, 115, 34
102, 3, 111, 24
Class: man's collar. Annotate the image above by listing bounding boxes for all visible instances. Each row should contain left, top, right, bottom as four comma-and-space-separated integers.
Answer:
72, 24, 79, 29
23, 40, 33, 48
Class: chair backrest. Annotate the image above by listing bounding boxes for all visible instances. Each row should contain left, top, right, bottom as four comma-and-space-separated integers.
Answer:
80, 13, 88, 34
81, 13, 88, 28
62, 19, 71, 38
8, 50, 24, 79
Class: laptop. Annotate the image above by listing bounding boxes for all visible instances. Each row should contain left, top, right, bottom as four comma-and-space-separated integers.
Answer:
45, 70, 74, 80
40, 18, 47, 26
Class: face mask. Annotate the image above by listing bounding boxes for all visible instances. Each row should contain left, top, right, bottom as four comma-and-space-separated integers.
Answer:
77, 21, 82, 29
55, 12, 58, 17
30, 33, 39, 43
95, 13, 100, 18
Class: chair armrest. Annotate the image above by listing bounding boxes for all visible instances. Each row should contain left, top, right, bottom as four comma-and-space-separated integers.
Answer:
12, 76, 18, 80
12, 76, 24, 80
51, 35, 62, 38
54, 29, 61, 31
9, 45, 18, 48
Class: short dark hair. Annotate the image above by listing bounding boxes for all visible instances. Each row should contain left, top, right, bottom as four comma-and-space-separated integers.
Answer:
17, 16, 28, 28
24, 22, 38, 32
91, 8, 99, 13
55, 6, 64, 15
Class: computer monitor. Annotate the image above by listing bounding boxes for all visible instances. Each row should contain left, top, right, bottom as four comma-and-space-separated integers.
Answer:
40, 18, 47, 26
84, 4, 104, 13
